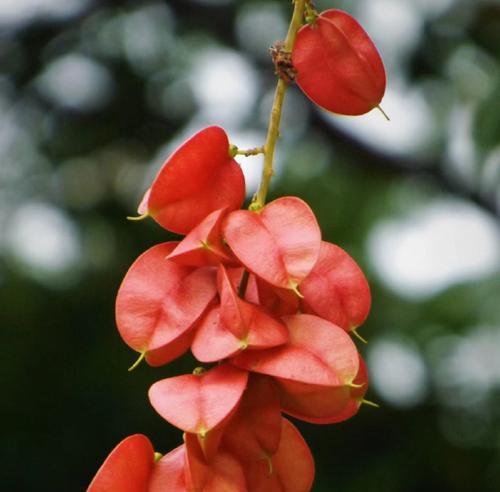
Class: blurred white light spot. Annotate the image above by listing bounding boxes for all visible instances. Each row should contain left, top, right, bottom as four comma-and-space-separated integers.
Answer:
446, 105, 476, 184
325, 83, 434, 156
431, 327, 500, 409
0, 0, 90, 29
445, 105, 478, 187
36, 54, 113, 111
368, 338, 428, 408
81, 11, 126, 59
4, 202, 81, 279
190, 48, 259, 127
367, 199, 500, 299
236, 2, 287, 60
357, 0, 422, 66
123, 4, 174, 75
446, 44, 497, 101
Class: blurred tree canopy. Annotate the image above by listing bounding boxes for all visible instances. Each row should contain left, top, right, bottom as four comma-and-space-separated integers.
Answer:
1, 1, 499, 490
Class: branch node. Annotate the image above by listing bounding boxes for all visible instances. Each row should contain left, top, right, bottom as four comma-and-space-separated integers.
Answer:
270, 41, 297, 83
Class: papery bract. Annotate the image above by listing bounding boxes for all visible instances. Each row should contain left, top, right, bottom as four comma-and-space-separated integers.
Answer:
166, 208, 236, 267
275, 355, 368, 424
301, 241, 371, 332
149, 446, 188, 492
202, 452, 247, 492
183, 433, 248, 492
243, 418, 315, 492
115, 242, 217, 367
223, 197, 321, 291
184, 433, 209, 491
192, 266, 289, 362
139, 126, 245, 234
245, 274, 300, 317
276, 379, 349, 424
149, 438, 249, 492
218, 265, 288, 345
148, 364, 248, 436
87, 434, 154, 492
292, 9, 386, 116
222, 375, 282, 462
322, 355, 369, 424
232, 314, 359, 387
191, 307, 243, 363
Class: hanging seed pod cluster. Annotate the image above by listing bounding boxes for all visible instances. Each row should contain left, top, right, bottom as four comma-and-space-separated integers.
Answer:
88, 2, 386, 491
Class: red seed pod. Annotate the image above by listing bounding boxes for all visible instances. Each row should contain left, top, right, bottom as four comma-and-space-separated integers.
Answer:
115, 243, 217, 367
138, 126, 245, 234
245, 274, 300, 317
87, 434, 155, 492
192, 265, 288, 363
231, 314, 359, 387
292, 9, 386, 116
222, 375, 282, 463
217, 265, 289, 346
243, 418, 315, 492
223, 197, 321, 292
183, 434, 208, 492
148, 364, 249, 437
183, 433, 248, 492
275, 355, 369, 424
300, 241, 371, 333
149, 446, 188, 492
166, 208, 237, 267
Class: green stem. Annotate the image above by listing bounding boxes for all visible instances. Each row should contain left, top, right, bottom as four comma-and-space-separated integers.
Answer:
229, 145, 265, 157
128, 351, 145, 372
250, 0, 306, 211
352, 328, 368, 344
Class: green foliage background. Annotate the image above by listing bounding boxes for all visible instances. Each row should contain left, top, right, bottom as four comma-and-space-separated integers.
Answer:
1, 0, 499, 490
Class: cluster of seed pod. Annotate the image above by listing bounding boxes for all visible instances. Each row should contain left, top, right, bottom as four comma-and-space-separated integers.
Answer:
88, 6, 385, 491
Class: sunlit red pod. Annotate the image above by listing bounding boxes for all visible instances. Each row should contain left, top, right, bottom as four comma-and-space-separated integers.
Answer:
292, 9, 386, 116
231, 314, 360, 387
149, 446, 187, 492
115, 242, 217, 367
166, 209, 237, 267
87, 434, 155, 492
218, 265, 288, 344
137, 126, 245, 234
183, 433, 247, 492
223, 197, 321, 292
301, 241, 371, 333
150, 438, 247, 492
245, 274, 300, 317
275, 355, 369, 424
243, 418, 315, 492
148, 364, 248, 438
222, 375, 282, 463
192, 306, 288, 363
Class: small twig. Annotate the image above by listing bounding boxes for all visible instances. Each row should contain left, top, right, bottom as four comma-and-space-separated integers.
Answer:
229, 145, 265, 157
250, 0, 307, 210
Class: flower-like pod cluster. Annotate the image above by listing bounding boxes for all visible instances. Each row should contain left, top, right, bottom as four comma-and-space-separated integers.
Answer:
89, 126, 372, 492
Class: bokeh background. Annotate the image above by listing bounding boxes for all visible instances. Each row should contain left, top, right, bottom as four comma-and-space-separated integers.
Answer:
1, 0, 500, 490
